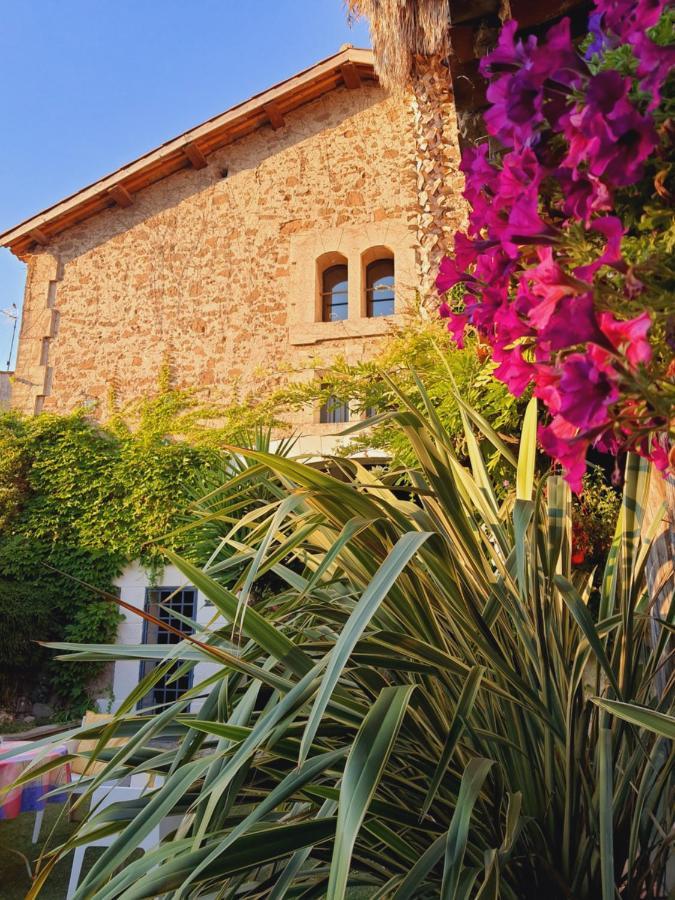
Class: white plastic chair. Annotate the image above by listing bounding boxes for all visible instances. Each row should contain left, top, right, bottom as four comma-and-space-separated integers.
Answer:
31, 807, 45, 843
66, 783, 170, 899
32, 711, 161, 846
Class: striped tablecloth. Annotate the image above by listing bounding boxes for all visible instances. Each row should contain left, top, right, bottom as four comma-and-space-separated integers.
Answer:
0, 740, 71, 820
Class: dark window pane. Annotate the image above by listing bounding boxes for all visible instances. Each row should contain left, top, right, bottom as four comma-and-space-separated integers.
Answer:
366, 258, 395, 317
321, 264, 349, 322
319, 393, 350, 424
139, 588, 197, 709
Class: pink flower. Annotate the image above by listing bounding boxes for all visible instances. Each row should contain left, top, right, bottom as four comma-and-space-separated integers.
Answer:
537, 292, 603, 350
568, 101, 658, 188
481, 18, 585, 147
533, 364, 562, 414
574, 216, 625, 281
492, 345, 535, 396
633, 34, 675, 110
558, 170, 612, 225
454, 232, 481, 270
595, 0, 667, 42
437, 256, 468, 294
526, 248, 584, 332
445, 311, 469, 348
460, 144, 498, 210
539, 416, 589, 492
558, 350, 619, 429
647, 438, 671, 472
485, 70, 545, 146
494, 301, 534, 345
437, 1, 670, 488
480, 20, 537, 75
598, 311, 652, 366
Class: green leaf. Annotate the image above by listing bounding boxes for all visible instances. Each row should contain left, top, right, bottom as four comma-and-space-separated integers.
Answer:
421, 665, 485, 818
299, 531, 430, 764
555, 575, 621, 697
327, 684, 415, 900
592, 699, 675, 740
165, 550, 313, 677
598, 727, 615, 900
516, 397, 537, 501
441, 757, 494, 900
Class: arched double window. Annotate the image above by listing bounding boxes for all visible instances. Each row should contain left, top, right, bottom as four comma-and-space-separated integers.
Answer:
365, 255, 395, 318
321, 263, 349, 322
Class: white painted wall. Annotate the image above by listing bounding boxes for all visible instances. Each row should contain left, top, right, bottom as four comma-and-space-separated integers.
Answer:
110, 562, 223, 713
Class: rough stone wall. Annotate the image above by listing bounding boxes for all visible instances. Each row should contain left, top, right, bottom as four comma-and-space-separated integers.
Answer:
13, 84, 423, 430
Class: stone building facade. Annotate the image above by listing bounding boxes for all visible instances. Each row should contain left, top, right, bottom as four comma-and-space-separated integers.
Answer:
1, 47, 464, 453
0, 46, 465, 709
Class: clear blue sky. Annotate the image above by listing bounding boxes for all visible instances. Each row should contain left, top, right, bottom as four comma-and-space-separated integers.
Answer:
0, 0, 370, 368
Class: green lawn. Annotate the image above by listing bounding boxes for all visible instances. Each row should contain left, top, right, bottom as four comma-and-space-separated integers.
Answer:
0, 803, 104, 899
0, 805, 376, 898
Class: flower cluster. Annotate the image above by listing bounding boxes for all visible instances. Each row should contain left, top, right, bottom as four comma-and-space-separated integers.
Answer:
437, 0, 674, 490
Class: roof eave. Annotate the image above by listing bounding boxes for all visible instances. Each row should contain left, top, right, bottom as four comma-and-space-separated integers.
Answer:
1, 46, 376, 259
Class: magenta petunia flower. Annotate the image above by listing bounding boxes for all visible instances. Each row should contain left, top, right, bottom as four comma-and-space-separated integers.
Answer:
633, 33, 675, 110
444, 311, 469, 348
598, 311, 652, 366
479, 20, 537, 76
436, 0, 670, 485
585, 11, 610, 58
526, 248, 583, 332
558, 351, 620, 429
460, 144, 498, 208
485, 70, 545, 146
539, 417, 589, 492
533, 364, 562, 414
538, 292, 603, 350
493, 301, 534, 346
569, 103, 658, 188
436, 256, 469, 294
492, 345, 535, 396
574, 216, 625, 281
557, 169, 612, 225
453, 232, 481, 270
595, 0, 666, 41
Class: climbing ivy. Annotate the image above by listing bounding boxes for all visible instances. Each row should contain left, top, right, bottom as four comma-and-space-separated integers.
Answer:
0, 394, 224, 714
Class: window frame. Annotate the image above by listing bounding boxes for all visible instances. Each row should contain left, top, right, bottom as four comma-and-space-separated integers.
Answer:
361, 248, 395, 319
317, 254, 349, 323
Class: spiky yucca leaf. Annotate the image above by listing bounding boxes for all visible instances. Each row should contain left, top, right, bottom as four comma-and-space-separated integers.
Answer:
12, 385, 672, 900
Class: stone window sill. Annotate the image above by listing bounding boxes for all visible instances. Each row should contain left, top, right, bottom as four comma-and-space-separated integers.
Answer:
289, 315, 401, 346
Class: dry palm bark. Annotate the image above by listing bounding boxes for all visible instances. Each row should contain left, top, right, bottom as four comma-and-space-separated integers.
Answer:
348, 1, 465, 289
346, 0, 451, 92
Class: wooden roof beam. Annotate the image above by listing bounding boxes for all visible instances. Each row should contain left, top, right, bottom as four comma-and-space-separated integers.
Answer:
107, 184, 133, 208
263, 102, 285, 130
29, 228, 49, 246
340, 61, 362, 89
182, 142, 208, 169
